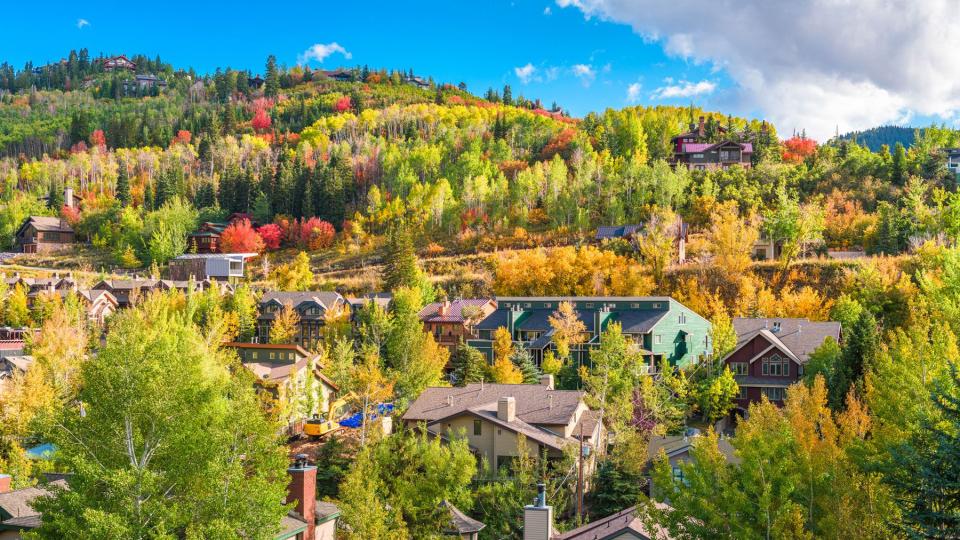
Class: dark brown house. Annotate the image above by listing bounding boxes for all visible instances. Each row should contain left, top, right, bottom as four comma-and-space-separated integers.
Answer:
723, 318, 841, 413
14, 217, 75, 253
671, 116, 752, 171
418, 298, 496, 350
257, 291, 348, 350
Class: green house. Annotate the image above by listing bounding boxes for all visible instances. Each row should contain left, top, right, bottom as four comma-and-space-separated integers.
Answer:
467, 296, 712, 370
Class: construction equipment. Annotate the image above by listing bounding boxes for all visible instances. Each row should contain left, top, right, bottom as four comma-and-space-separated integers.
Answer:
304, 391, 356, 439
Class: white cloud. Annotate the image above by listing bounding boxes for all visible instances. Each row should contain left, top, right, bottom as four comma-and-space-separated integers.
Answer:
627, 82, 642, 103
556, 0, 960, 139
544, 66, 561, 81
76, 18, 90, 29
651, 79, 716, 99
544, 6, 552, 15
572, 64, 595, 86
297, 42, 352, 65
515, 63, 537, 84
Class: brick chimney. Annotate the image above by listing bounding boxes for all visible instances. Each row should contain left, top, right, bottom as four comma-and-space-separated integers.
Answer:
287, 454, 317, 540
523, 482, 553, 540
498, 396, 516, 422
438, 300, 450, 316
64, 186, 74, 209
0, 473, 11, 494
697, 116, 705, 137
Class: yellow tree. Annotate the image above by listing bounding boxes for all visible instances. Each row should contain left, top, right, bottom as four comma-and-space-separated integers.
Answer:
269, 301, 300, 344
6, 283, 30, 327
29, 305, 88, 400
635, 210, 677, 283
707, 201, 759, 276
272, 251, 314, 291
492, 326, 513, 364
549, 301, 586, 360
490, 355, 522, 384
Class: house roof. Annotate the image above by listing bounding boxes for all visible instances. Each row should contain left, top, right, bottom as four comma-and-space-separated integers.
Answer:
276, 512, 308, 539
224, 342, 312, 358
243, 356, 310, 383
553, 503, 674, 540
730, 318, 841, 363
442, 500, 485, 534
315, 500, 341, 522
0, 480, 67, 520
418, 299, 494, 324
647, 435, 740, 465
173, 253, 257, 261
260, 291, 345, 312
16, 216, 73, 235
403, 382, 584, 426
611, 310, 668, 334
595, 224, 642, 240
0, 355, 34, 375
676, 141, 754, 155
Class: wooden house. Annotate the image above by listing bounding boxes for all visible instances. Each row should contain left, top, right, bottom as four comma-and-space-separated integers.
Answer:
13, 217, 75, 254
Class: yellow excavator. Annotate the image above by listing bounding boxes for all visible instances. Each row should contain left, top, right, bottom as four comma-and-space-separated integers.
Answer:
304, 391, 356, 439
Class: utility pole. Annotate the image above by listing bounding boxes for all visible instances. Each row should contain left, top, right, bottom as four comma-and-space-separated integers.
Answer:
577, 421, 584, 522
360, 393, 369, 446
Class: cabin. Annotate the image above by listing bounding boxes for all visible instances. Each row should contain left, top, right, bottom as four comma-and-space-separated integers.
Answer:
13, 217, 75, 254
91, 278, 229, 309
418, 298, 497, 350
671, 116, 752, 170
595, 218, 690, 264
257, 291, 348, 350
723, 318, 841, 415
122, 74, 167, 93
102, 55, 136, 72
187, 222, 229, 253
468, 297, 712, 371
168, 253, 256, 282
403, 375, 602, 480
248, 75, 264, 88
321, 69, 352, 82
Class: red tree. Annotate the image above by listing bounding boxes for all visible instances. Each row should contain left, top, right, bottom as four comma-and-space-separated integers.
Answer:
89, 129, 106, 151
252, 108, 272, 132
782, 136, 818, 164
297, 217, 336, 250
219, 219, 265, 253
334, 96, 352, 113
60, 204, 81, 227
257, 223, 283, 250
174, 130, 192, 145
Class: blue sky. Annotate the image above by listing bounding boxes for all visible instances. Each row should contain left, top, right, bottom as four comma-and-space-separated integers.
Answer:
2, 1, 958, 139
0, 1, 727, 116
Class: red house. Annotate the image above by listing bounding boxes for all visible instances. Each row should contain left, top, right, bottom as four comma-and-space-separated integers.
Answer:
671, 116, 753, 171
103, 55, 136, 72
723, 318, 841, 414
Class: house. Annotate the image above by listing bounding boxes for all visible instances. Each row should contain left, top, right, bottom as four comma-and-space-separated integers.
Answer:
442, 500, 485, 539
248, 75, 265, 88
0, 356, 32, 394
0, 474, 68, 539
522, 483, 673, 540
403, 376, 603, 479
168, 253, 256, 282
419, 299, 497, 350
3, 273, 78, 296
60, 289, 118, 326
404, 76, 430, 89
595, 218, 690, 264
347, 292, 392, 313
468, 297, 712, 371
187, 222, 229, 253
91, 278, 229, 309
277, 455, 340, 540
752, 229, 781, 261
671, 116, 752, 171
321, 69, 352, 82
257, 292, 348, 350
122, 74, 168, 93
945, 148, 960, 175
13, 217, 75, 254
102, 55, 136, 72
723, 318, 841, 412
225, 342, 339, 428
645, 433, 739, 496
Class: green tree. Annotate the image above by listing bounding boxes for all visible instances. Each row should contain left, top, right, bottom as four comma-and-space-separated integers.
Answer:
382, 224, 427, 298
830, 310, 879, 409
696, 367, 739, 424
30, 295, 288, 539
264, 55, 279, 97
764, 188, 825, 279
803, 337, 842, 386
891, 141, 907, 185
225, 284, 258, 342
6, 283, 31, 327
450, 341, 487, 386
385, 288, 448, 403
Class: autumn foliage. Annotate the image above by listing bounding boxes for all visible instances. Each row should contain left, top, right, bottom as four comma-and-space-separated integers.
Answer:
334, 96, 352, 113
220, 219, 265, 253
174, 130, 192, 145
252, 108, 272, 132
256, 223, 283, 251
89, 129, 106, 151
782, 136, 817, 163
294, 217, 336, 250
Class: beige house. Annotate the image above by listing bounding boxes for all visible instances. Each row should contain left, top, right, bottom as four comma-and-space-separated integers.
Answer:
403, 376, 602, 479
0, 475, 68, 539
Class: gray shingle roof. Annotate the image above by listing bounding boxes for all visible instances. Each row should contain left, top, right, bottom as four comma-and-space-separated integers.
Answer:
260, 291, 345, 311
554, 503, 673, 540
442, 500, 485, 534
20, 216, 73, 233
731, 318, 841, 363
0, 480, 66, 520
403, 383, 583, 426
419, 298, 494, 323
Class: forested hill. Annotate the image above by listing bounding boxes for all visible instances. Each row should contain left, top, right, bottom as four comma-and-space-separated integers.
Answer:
837, 125, 920, 151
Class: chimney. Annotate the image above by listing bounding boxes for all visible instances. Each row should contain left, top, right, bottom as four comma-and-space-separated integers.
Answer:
698, 116, 705, 136
0, 474, 11, 494
287, 454, 317, 540
523, 483, 553, 540
439, 300, 450, 316
498, 396, 516, 422
64, 186, 74, 209
540, 374, 554, 390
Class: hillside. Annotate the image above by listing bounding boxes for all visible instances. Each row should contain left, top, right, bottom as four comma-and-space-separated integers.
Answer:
836, 125, 920, 151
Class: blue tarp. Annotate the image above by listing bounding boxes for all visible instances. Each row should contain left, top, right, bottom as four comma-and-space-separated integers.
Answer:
338, 403, 394, 428
26, 443, 56, 460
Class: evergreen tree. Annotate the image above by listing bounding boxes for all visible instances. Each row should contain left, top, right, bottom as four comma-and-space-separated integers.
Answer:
510, 348, 540, 384
830, 310, 879, 409
46, 181, 63, 210
450, 341, 487, 386
382, 223, 420, 292
115, 163, 130, 207
264, 55, 279, 97
891, 141, 907, 185
502, 84, 513, 106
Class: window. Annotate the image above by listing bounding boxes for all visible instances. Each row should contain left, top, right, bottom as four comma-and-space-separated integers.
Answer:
762, 354, 790, 376
672, 465, 684, 482
544, 303, 552, 308
652, 303, 662, 309
269, 352, 275, 360
654, 335, 662, 345
738, 386, 749, 399
763, 387, 786, 401
585, 303, 594, 308
473, 419, 482, 436
692, 153, 704, 158
631, 303, 640, 308
251, 351, 258, 360
678, 313, 687, 325
772, 321, 781, 332
731, 362, 747, 375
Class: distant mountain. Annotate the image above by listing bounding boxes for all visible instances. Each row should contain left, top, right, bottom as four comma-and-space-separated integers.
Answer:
836, 125, 921, 151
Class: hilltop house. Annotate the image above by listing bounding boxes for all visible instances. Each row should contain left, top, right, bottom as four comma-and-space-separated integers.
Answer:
595, 218, 690, 265
13, 217, 75, 254
468, 297, 712, 371
671, 116, 753, 171
168, 253, 256, 282
256, 292, 348, 350
187, 222, 229, 253
91, 278, 229, 309
403, 376, 603, 480
102, 55, 136, 72
723, 318, 841, 412
946, 148, 960, 176
122, 74, 167, 94
418, 298, 497, 350
321, 69, 352, 82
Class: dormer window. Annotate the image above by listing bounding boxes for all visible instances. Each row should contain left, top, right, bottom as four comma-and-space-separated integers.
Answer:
772, 321, 781, 333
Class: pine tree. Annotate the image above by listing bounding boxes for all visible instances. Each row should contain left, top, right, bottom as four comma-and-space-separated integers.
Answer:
116, 163, 130, 207
450, 341, 488, 387
502, 84, 513, 106
382, 224, 420, 292
511, 349, 540, 384
264, 55, 279, 97
830, 310, 879, 409
891, 142, 907, 186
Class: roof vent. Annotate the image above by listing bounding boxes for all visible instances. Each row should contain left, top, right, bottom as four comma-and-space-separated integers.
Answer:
772, 321, 782, 333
